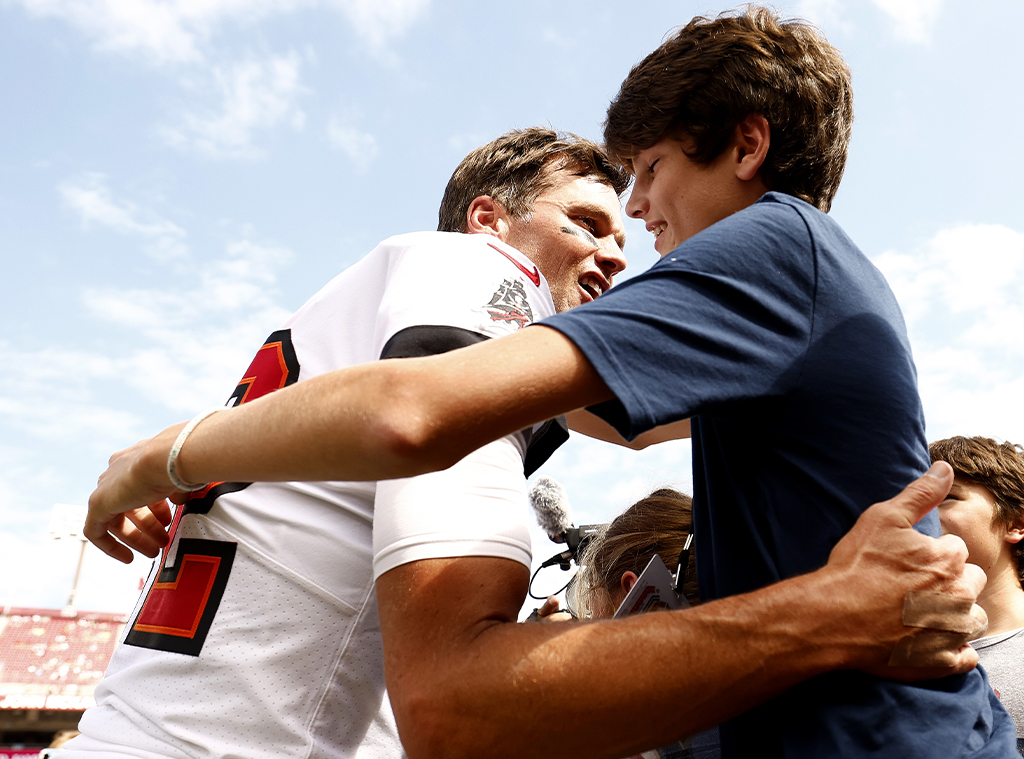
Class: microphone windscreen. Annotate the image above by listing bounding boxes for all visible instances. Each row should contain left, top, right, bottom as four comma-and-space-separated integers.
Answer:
528, 476, 571, 541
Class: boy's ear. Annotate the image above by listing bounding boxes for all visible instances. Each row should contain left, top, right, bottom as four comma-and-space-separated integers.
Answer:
465, 196, 511, 239
733, 112, 770, 182
1005, 523, 1024, 545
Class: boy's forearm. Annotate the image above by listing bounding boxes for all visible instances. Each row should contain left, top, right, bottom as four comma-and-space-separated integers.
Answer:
86, 327, 610, 561
172, 326, 604, 485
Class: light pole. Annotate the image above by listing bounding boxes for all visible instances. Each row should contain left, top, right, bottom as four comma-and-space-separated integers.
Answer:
50, 503, 89, 611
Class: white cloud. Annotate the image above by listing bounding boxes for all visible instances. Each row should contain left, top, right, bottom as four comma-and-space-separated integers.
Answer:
0, 236, 292, 611
80, 239, 294, 412
2, 223, 292, 451
327, 117, 378, 170
16, 0, 430, 64
17, 0, 208, 63
0, 386, 140, 450
162, 54, 307, 159
872, 223, 1024, 442
871, 0, 942, 43
328, 0, 430, 52
537, 436, 692, 527
59, 173, 189, 260
792, 0, 853, 35
17, 0, 431, 161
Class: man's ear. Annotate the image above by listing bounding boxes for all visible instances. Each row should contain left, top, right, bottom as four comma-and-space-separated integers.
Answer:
465, 195, 511, 239
733, 112, 770, 182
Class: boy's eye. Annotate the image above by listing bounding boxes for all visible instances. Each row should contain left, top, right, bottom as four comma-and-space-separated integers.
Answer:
648, 158, 660, 175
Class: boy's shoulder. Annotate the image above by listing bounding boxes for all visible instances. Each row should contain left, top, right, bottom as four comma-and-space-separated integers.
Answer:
737, 191, 857, 254
686, 191, 823, 259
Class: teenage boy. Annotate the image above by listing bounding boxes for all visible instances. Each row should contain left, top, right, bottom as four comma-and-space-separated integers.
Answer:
932, 435, 1024, 753
84, 8, 1009, 759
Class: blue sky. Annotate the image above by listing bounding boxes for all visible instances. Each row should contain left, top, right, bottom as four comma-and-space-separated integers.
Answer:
1, 0, 1022, 613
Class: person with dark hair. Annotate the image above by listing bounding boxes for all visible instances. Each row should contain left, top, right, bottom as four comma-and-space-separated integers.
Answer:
931, 436, 1024, 754
602, 8, 851, 214
571, 488, 715, 759
84, 7, 1006, 759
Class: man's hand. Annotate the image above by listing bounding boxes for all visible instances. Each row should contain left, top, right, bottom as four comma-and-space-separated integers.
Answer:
85, 424, 187, 564
824, 461, 986, 675
524, 596, 574, 623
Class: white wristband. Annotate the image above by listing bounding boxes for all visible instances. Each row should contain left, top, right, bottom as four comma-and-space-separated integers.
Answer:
167, 407, 227, 491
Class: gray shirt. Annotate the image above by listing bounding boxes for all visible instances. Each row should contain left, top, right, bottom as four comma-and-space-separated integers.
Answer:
973, 627, 1024, 744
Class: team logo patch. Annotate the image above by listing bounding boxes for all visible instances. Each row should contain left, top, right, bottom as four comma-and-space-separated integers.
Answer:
486, 278, 534, 329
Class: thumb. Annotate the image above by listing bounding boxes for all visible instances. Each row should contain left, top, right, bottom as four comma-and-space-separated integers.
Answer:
887, 461, 953, 528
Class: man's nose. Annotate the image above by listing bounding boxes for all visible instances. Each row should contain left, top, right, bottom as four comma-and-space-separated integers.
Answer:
597, 243, 627, 278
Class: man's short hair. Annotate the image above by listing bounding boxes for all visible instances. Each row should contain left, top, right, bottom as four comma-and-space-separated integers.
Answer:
930, 435, 1024, 580
603, 5, 853, 213
437, 127, 630, 233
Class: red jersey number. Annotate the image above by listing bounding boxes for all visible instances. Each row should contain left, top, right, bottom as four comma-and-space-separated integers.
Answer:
125, 330, 300, 656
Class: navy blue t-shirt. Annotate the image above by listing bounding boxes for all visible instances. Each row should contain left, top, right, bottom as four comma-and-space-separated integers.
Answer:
543, 193, 1015, 758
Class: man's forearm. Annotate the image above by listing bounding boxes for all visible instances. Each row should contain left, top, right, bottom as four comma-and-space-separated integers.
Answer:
377, 464, 984, 759
380, 560, 907, 759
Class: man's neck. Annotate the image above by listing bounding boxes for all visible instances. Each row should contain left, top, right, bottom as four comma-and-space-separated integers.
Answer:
978, 559, 1024, 637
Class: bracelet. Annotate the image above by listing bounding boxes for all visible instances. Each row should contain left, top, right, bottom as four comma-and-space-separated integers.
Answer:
167, 407, 228, 491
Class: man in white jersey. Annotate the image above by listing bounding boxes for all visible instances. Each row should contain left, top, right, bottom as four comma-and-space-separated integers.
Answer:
65, 128, 630, 758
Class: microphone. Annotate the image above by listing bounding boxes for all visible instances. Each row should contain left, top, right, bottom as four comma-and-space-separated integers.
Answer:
529, 476, 572, 542
528, 476, 605, 570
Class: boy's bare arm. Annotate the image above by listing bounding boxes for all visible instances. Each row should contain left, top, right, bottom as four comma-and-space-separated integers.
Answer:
85, 326, 604, 562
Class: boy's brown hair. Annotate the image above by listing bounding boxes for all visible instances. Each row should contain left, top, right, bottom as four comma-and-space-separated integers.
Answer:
603, 5, 853, 212
930, 435, 1024, 581
437, 127, 630, 233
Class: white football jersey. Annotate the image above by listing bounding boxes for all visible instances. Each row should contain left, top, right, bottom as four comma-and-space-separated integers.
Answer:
66, 232, 560, 759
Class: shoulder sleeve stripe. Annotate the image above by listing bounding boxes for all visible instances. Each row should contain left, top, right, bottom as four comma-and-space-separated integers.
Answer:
523, 416, 569, 478
380, 325, 489, 359
379, 325, 569, 476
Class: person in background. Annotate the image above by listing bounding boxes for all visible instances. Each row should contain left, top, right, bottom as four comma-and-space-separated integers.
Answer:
932, 436, 1024, 755
573, 488, 700, 619
38, 729, 81, 758
571, 488, 713, 759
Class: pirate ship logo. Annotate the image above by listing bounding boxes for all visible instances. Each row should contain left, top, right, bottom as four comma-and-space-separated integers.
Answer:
485, 278, 534, 329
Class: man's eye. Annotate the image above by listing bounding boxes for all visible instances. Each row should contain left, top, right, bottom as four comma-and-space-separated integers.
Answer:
579, 217, 597, 233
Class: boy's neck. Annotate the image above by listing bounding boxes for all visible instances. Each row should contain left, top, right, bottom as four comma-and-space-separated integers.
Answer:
978, 560, 1024, 637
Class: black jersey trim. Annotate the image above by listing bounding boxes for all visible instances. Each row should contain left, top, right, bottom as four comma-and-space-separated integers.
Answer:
380, 325, 489, 359
379, 325, 567, 474
522, 416, 569, 477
